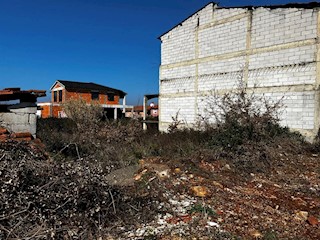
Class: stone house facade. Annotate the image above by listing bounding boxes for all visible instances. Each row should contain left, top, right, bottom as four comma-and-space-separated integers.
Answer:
158, 2, 320, 139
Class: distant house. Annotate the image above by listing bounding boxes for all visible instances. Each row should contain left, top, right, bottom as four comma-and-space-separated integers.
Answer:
38, 80, 131, 119
126, 104, 159, 118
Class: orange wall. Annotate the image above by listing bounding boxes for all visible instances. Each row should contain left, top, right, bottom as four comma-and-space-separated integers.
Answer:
64, 90, 120, 105
40, 105, 51, 118
40, 105, 63, 118
52, 105, 63, 118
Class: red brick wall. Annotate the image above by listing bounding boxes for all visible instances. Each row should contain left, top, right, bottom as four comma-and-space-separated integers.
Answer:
40, 105, 51, 118
39, 105, 63, 118
65, 90, 120, 105
52, 105, 62, 118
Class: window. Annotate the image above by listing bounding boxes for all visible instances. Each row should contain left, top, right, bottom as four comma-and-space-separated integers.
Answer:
108, 94, 114, 102
91, 92, 99, 100
53, 91, 57, 102
58, 90, 63, 102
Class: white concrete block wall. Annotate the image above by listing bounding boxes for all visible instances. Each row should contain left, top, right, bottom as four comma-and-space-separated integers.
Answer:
161, 77, 195, 94
160, 97, 196, 124
198, 18, 247, 57
214, 8, 247, 21
263, 91, 315, 130
197, 91, 315, 130
198, 57, 245, 75
248, 63, 316, 87
249, 45, 316, 70
196, 96, 222, 123
160, 16, 198, 65
251, 8, 317, 48
161, 65, 196, 80
198, 4, 213, 26
159, 4, 319, 136
198, 72, 241, 91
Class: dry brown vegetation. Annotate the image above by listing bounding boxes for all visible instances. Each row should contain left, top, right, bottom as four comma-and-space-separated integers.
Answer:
1, 90, 320, 239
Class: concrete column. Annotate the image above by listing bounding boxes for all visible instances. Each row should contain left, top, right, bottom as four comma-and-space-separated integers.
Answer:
122, 96, 126, 113
143, 96, 148, 130
114, 108, 118, 120
244, 10, 253, 84
314, 9, 320, 137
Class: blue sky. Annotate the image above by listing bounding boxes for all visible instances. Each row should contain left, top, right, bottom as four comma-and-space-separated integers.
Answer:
0, 0, 315, 104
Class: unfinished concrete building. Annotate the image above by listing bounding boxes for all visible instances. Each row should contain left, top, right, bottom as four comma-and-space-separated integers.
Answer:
158, 2, 320, 139
0, 88, 46, 138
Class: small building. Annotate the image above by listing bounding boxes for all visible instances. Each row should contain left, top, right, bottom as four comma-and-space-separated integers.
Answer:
158, 2, 320, 139
0, 88, 46, 137
126, 104, 159, 118
38, 80, 131, 119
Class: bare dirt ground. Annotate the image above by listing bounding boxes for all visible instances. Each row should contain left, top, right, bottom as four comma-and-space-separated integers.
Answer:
123, 149, 320, 239
1, 137, 319, 239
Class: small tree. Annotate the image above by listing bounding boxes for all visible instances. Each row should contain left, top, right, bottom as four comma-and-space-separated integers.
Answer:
62, 99, 104, 131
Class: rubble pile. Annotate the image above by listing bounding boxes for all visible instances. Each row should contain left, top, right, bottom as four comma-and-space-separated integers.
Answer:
0, 127, 33, 141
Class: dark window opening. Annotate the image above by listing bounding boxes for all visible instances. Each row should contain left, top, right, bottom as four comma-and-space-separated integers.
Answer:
53, 91, 57, 102
58, 90, 63, 102
108, 94, 115, 102
91, 92, 99, 100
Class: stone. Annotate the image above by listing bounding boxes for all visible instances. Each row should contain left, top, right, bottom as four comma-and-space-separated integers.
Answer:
294, 211, 308, 221
207, 221, 220, 227
307, 216, 319, 226
191, 186, 209, 197
249, 230, 262, 238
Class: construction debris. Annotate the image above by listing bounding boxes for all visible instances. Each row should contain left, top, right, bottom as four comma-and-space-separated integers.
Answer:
0, 127, 34, 141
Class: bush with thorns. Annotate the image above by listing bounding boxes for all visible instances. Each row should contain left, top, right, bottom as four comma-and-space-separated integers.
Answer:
198, 79, 299, 148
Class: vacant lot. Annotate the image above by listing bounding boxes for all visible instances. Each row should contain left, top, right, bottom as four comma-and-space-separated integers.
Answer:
0, 115, 319, 239
2, 91, 320, 239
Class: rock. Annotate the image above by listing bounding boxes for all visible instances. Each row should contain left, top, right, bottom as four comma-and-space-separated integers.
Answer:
207, 221, 220, 227
223, 164, 231, 170
174, 168, 181, 173
307, 216, 319, 226
294, 211, 308, 221
191, 186, 209, 197
105, 165, 140, 186
249, 230, 262, 238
